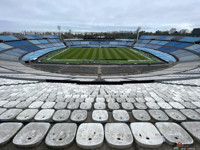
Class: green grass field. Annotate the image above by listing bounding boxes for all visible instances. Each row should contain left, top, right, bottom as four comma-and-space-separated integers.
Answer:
41, 47, 159, 64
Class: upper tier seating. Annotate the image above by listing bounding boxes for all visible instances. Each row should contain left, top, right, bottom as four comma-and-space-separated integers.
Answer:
0, 35, 66, 62
64, 39, 134, 47
24, 35, 42, 40
179, 37, 200, 43
0, 35, 19, 41
6, 41, 32, 47
134, 35, 200, 62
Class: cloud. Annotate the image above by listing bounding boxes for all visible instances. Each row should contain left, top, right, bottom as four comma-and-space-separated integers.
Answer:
0, 0, 199, 32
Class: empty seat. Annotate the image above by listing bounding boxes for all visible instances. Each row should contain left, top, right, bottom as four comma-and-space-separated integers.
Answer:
108, 102, 120, 110
16, 109, 39, 122
130, 122, 163, 148
134, 102, 147, 109
165, 110, 186, 122
94, 103, 106, 109
148, 110, 169, 121
180, 109, 200, 121
80, 102, 92, 110
76, 123, 104, 149
126, 98, 135, 103
0, 109, 22, 121
181, 102, 197, 109
54, 102, 68, 109
135, 98, 145, 103
155, 122, 193, 145
195, 109, 200, 114
0, 108, 6, 115
0, 123, 23, 146
116, 98, 126, 103
146, 102, 160, 109
53, 110, 71, 122
192, 102, 200, 108
181, 122, 200, 143
28, 101, 44, 109
34, 109, 55, 121
96, 98, 105, 103
13, 122, 50, 148
145, 97, 155, 103
75, 98, 85, 103
105, 123, 133, 149
169, 102, 185, 109
113, 110, 130, 122
67, 102, 79, 110
85, 98, 94, 103
92, 110, 108, 122
70, 110, 87, 122
132, 110, 151, 121
106, 98, 115, 103
16, 101, 32, 109
157, 102, 172, 109
41, 102, 55, 109
45, 123, 77, 148
121, 102, 134, 110
3, 101, 20, 108
0, 101, 8, 107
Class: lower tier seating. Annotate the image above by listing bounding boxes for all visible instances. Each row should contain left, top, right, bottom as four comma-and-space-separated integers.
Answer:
0, 82, 200, 149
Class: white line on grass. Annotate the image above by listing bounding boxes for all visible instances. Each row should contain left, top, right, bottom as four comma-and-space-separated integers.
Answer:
47, 48, 69, 60
129, 48, 152, 61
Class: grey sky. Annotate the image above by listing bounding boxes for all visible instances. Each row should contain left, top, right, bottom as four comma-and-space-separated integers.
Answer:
0, 0, 199, 32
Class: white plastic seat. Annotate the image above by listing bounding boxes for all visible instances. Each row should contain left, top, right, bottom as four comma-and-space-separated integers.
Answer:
105, 123, 133, 149
13, 122, 50, 148
45, 123, 77, 148
130, 122, 163, 148
76, 123, 104, 149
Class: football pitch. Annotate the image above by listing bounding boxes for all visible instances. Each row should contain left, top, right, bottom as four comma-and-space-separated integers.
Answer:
41, 47, 159, 64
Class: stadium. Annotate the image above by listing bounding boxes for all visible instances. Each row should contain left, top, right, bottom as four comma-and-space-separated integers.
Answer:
0, 0, 200, 150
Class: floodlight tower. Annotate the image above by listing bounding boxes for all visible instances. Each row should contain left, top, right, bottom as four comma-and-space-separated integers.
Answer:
136, 26, 141, 42
57, 26, 61, 41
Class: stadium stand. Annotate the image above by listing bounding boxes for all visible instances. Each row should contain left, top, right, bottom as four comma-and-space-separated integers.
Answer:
22, 46, 66, 61
0, 43, 13, 51
0, 35, 19, 41
0, 35, 200, 149
64, 39, 134, 47
179, 37, 200, 43
134, 47, 176, 62
6, 41, 32, 47
0, 35, 199, 82
0, 35, 66, 62
134, 35, 200, 62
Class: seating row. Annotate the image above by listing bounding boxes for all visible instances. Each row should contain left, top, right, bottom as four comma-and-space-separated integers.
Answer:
1, 107, 200, 122
0, 122, 199, 149
65, 40, 134, 47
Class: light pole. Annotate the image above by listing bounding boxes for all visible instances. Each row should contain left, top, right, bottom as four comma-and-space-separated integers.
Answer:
136, 26, 141, 42
57, 26, 61, 41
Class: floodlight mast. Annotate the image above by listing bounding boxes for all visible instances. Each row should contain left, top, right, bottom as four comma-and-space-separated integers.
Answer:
136, 27, 141, 42
57, 26, 61, 41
